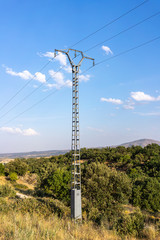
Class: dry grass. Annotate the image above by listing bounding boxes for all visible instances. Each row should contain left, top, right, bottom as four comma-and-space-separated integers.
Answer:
0, 176, 9, 185
0, 211, 124, 240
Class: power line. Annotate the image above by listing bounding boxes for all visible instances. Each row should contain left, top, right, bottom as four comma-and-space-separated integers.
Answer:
0, 1, 148, 118
0, 58, 54, 111
84, 11, 160, 53
0, 65, 65, 120
2, 84, 66, 126
2, 35, 160, 126
82, 35, 160, 74
70, 0, 149, 48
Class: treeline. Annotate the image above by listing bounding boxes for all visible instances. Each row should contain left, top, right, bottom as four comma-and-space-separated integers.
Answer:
1, 143, 160, 237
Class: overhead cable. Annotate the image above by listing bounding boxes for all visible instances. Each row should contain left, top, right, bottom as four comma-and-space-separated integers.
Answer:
3, 35, 160, 126
70, 0, 149, 48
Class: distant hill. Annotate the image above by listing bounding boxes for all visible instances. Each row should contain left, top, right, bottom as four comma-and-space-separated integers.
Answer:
120, 139, 160, 148
1, 139, 160, 162
0, 150, 69, 162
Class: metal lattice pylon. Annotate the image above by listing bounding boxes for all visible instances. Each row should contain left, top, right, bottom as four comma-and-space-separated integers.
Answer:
55, 49, 94, 221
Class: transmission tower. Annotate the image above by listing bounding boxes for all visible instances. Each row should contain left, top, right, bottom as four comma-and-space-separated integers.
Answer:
55, 49, 94, 221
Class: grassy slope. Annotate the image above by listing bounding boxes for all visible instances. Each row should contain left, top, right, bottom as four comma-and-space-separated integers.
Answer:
0, 211, 124, 240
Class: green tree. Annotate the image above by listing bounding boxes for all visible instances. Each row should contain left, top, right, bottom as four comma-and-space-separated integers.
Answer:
131, 177, 160, 211
82, 162, 132, 223
38, 167, 71, 204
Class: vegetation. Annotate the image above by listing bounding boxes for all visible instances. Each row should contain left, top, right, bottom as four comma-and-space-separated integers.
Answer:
9, 172, 18, 182
0, 163, 5, 176
1, 143, 160, 239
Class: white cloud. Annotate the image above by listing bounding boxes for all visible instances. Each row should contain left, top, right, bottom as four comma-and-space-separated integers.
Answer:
131, 91, 157, 101
64, 65, 72, 73
102, 45, 113, 55
65, 80, 72, 87
79, 74, 91, 82
42, 51, 55, 58
101, 97, 123, 105
49, 70, 65, 85
123, 105, 135, 110
123, 99, 135, 110
34, 72, 46, 83
41, 51, 67, 66
0, 127, 38, 136
55, 52, 67, 66
5, 67, 33, 80
4, 66, 46, 83
23, 128, 38, 136
48, 70, 72, 89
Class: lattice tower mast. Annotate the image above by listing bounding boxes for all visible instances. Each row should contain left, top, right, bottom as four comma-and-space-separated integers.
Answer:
55, 49, 94, 221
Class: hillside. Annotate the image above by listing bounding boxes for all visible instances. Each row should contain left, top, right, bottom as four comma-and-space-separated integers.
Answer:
1, 144, 160, 239
120, 138, 160, 148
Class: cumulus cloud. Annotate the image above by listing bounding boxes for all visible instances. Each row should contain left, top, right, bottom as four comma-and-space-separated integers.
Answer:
131, 91, 158, 101
48, 70, 72, 89
64, 65, 72, 73
101, 97, 123, 105
79, 74, 91, 82
49, 70, 65, 85
5, 67, 33, 80
4, 66, 46, 83
0, 127, 38, 136
102, 45, 113, 55
41, 52, 55, 58
41, 51, 67, 66
34, 72, 46, 83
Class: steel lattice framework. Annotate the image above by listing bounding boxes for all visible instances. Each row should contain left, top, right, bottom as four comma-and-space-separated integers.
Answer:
55, 49, 94, 221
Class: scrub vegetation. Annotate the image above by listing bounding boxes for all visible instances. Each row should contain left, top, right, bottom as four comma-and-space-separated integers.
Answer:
1, 143, 160, 239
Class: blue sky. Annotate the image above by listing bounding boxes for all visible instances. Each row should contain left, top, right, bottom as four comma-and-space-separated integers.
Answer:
0, 0, 160, 153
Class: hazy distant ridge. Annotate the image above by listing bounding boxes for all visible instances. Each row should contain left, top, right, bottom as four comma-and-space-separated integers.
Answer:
120, 139, 160, 148
1, 139, 160, 160
0, 150, 69, 160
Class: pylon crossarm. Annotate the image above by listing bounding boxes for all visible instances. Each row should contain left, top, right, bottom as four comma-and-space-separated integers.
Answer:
55, 49, 73, 66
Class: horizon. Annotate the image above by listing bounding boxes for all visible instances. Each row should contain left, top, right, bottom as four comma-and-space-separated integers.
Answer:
0, 0, 160, 153
0, 138, 160, 155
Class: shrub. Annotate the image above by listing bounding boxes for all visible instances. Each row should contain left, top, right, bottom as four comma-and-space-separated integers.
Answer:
0, 163, 5, 176
13, 183, 28, 190
37, 167, 71, 204
9, 172, 18, 182
5, 159, 28, 176
82, 162, 132, 224
115, 210, 144, 237
131, 177, 160, 212
0, 184, 16, 198
143, 225, 157, 240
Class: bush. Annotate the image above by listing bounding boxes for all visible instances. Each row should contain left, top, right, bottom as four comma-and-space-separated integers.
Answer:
131, 177, 160, 212
13, 183, 28, 190
9, 172, 18, 182
82, 162, 132, 224
5, 159, 28, 176
115, 210, 144, 237
0, 184, 16, 198
0, 163, 5, 176
37, 167, 71, 204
